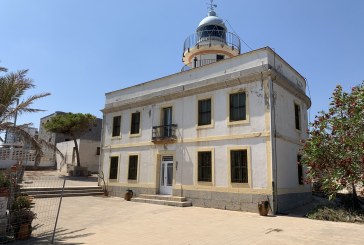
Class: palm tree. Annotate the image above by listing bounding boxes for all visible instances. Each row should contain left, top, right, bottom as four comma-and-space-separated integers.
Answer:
0, 66, 52, 165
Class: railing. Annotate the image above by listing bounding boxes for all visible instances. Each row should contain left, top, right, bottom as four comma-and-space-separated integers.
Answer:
181, 58, 220, 72
152, 124, 177, 143
183, 31, 241, 55
0, 148, 55, 168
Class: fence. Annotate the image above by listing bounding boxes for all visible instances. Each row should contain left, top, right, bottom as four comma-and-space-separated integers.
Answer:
0, 148, 55, 169
0, 166, 65, 244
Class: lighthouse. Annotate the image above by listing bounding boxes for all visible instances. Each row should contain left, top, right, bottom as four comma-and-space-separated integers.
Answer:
182, 1, 241, 71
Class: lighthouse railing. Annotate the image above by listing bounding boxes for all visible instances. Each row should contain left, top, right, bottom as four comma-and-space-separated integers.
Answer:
183, 31, 241, 55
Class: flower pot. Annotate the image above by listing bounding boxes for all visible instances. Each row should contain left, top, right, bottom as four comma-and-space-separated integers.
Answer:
124, 190, 133, 201
258, 201, 269, 216
16, 223, 31, 240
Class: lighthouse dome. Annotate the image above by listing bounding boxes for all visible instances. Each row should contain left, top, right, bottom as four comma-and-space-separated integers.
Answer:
197, 10, 226, 30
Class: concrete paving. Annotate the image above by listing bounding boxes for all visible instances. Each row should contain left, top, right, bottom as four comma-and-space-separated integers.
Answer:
51, 196, 364, 245
23, 170, 99, 187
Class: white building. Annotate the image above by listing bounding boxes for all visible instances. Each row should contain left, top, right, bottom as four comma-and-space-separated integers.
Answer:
100, 6, 311, 213
56, 139, 101, 174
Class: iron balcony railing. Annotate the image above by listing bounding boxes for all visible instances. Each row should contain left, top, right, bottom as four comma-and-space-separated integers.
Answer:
152, 124, 177, 142
183, 31, 241, 55
181, 58, 221, 72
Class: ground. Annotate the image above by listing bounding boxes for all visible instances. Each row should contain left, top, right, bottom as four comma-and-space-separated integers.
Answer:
22, 171, 364, 244
51, 196, 364, 245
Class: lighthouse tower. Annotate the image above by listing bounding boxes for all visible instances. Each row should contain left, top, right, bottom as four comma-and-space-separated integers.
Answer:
182, 1, 241, 71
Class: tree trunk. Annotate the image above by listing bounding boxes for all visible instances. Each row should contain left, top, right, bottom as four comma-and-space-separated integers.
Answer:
351, 182, 360, 210
73, 138, 81, 167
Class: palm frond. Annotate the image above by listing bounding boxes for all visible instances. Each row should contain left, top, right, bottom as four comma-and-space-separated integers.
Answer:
3, 93, 50, 122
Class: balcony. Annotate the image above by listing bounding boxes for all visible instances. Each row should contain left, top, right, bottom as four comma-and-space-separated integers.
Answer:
181, 58, 219, 72
183, 31, 241, 57
152, 125, 177, 144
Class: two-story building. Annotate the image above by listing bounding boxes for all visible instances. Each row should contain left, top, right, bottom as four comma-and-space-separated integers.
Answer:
100, 6, 311, 213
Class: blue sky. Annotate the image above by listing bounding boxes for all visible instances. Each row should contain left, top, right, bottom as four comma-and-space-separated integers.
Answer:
1, 0, 363, 130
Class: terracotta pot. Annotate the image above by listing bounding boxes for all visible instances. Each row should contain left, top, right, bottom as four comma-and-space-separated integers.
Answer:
0, 188, 9, 198
11, 165, 17, 172
124, 190, 133, 201
258, 201, 269, 216
16, 223, 30, 240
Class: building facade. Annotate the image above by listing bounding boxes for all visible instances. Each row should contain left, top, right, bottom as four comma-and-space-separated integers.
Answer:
39, 112, 103, 169
100, 7, 311, 213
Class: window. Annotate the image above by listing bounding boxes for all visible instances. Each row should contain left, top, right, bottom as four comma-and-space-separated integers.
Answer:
109, 156, 119, 180
112, 116, 121, 137
128, 155, 138, 180
294, 104, 301, 130
198, 99, 211, 126
229, 92, 246, 121
130, 112, 140, 135
216, 54, 224, 61
198, 151, 212, 182
297, 155, 304, 185
96, 147, 101, 156
230, 150, 248, 183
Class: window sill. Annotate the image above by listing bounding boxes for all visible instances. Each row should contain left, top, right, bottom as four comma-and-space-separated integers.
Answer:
227, 119, 250, 126
111, 136, 122, 140
197, 181, 213, 186
196, 123, 214, 130
230, 183, 250, 188
129, 133, 141, 138
109, 179, 118, 182
127, 179, 138, 184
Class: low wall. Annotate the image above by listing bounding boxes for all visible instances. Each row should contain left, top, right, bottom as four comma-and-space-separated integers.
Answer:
107, 185, 274, 213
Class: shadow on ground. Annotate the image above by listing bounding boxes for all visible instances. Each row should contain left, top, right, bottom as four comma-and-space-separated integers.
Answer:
26, 227, 94, 244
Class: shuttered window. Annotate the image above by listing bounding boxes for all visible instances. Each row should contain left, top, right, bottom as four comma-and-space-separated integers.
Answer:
198, 99, 211, 126
229, 92, 246, 121
230, 150, 248, 183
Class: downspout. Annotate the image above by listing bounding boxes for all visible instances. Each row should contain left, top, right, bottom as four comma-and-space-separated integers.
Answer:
98, 113, 106, 187
270, 49, 279, 214
270, 76, 278, 214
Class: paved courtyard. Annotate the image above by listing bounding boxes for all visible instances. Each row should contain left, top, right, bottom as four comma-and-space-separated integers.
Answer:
52, 196, 364, 245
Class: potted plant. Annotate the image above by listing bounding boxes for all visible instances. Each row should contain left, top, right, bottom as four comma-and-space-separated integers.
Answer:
0, 172, 11, 217
10, 196, 36, 240
258, 201, 270, 216
124, 189, 133, 201
0, 172, 11, 197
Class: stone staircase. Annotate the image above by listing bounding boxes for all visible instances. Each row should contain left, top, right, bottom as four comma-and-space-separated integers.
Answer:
20, 186, 104, 198
131, 194, 192, 207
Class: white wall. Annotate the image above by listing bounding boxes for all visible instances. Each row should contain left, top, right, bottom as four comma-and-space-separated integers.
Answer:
273, 83, 309, 190
56, 139, 100, 173
102, 79, 270, 190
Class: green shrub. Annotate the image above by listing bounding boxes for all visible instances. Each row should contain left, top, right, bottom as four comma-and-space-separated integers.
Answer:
0, 172, 11, 188
307, 205, 364, 223
12, 196, 32, 210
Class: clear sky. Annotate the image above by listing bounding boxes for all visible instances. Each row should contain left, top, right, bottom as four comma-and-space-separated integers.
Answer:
1, 0, 363, 130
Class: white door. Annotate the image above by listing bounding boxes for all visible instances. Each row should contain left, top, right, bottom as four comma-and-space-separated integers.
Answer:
160, 156, 173, 195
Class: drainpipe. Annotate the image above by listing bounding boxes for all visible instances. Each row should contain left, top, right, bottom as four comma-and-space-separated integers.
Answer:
98, 114, 106, 187
269, 74, 278, 214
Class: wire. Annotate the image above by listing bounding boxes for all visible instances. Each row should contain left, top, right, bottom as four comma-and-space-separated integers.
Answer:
225, 19, 254, 51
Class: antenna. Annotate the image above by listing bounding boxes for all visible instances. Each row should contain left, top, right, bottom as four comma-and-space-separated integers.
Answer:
207, 0, 217, 11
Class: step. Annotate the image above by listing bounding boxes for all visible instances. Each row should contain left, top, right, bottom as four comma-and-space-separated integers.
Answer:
20, 186, 101, 191
24, 190, 104, 195
138, 194, 187, 202
23, 188, 102, 194
21, 186, 104, 198
132, 197, 192, 207
32, 192, 104, 198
